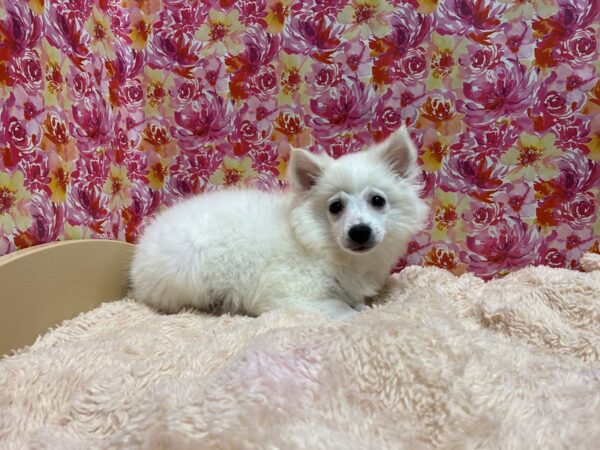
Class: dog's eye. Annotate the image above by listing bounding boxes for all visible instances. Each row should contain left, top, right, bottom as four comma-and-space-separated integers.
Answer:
329, 201, 343, 214
371, 195, 386, 208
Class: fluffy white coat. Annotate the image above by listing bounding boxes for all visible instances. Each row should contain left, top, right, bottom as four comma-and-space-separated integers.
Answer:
130, 127, 428, 318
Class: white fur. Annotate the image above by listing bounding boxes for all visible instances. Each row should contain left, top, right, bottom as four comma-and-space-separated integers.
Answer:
129, 127, 429, 319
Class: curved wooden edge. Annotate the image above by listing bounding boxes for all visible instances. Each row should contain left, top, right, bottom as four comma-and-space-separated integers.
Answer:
0, 240, 136, 357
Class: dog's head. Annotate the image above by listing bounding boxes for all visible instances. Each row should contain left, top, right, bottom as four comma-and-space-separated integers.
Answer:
288, 127, 429, 264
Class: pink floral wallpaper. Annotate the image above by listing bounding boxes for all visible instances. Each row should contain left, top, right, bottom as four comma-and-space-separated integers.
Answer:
0, 0, 599, 279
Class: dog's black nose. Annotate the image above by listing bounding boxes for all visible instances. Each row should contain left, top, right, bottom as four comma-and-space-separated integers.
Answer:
348, 224, 372, 245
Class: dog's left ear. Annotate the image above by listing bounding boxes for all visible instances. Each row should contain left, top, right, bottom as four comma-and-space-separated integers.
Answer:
374, 127, 418, 179
287, 147, 325, 192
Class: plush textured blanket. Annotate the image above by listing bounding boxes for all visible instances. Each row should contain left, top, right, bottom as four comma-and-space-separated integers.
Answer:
2, 255, 600, 449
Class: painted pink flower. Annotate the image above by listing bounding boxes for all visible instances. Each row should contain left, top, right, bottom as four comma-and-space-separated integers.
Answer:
461, 60, 536, 126
249, 65, 279, 100
202, 58, 228, 93
333, 41, 371, 78
248, 142, 280, 177
170, 75, 203, 107
404, 232, 432, 263
227, 26, 280, 100
533, 0, 599, 68
439, 150, 507, 198
453, 122, 519, 161
555, 192, 597, 228
541, 246, 567, 268
111, 43, 145, 81
308, 78, 377, 138
550, 223, 595, 264
312, 133, 365, 159
386, 5, 434, 56
418, 170, 438, 199
172, 91, 234, 150
236, 0, 268, 26
500, 22, 534, 59
391, 47, 428, 85
13, 193, 65, 249
70, 93, 115, 152
306, 61, 344, 94
290, 0, 349, 21
122, 183, 161, 243
0, 0, 43, 58
0, 93, 42, 156
18, 150, 50, 195
534, 154, 600, 228
166, 149, 223, 198
71, 151, 110, 189
9, 50, 44, 95
156, 1, 208, 35
66, 66, 95, 101
552, 115, 591, 153
530, 72, 586, 131
466, 218, 540, 279
282, 17, 344, 58
436, 0, 507, 41
371, 83, 426, 134
555, 63, 596, 93
462, 199, 505, 230
65, 183, 110, 229
117, 78, 145, 112
147, 23, 202, 72
459, 42, 502, 76
495, 182, 536, 217
233, 106, 272, 153
44, 3, 90, 67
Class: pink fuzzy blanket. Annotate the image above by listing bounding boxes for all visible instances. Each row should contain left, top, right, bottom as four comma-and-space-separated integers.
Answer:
2, 255, 600, 449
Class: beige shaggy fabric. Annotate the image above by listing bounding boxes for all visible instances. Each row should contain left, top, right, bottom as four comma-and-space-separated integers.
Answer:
2, 257, 600, 449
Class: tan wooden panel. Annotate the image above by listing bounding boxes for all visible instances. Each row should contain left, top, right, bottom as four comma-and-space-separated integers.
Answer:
0, 240, 135, 357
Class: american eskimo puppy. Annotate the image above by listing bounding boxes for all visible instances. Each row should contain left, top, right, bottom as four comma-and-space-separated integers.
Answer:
130, 127, 429, 319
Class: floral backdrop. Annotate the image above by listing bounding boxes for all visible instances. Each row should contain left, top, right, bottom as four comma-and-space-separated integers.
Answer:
0, 0, 599, 279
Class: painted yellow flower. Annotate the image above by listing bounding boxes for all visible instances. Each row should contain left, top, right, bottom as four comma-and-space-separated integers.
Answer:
144, 67, 173, 115
103, 165, 132, 209
209, 157, 258, 187
195, 9, 245, 57
48, 157, 71, 204
266, 0, 291, 34
420, 129, 453, 172
502, 133, 562, 181
500, 0, 556, 20
146, 154, 170, 190
42, 40, 70, 107
426, 33, 465, 91
338, 0, 393, 39
85, 7, 116, 59
277, 52, 311, 106
129, 10, 153, 51
0, 171, 32, 233
429, 190, 469, 242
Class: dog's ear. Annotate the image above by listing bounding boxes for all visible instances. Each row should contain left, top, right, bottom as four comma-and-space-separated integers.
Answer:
374, 126, 418, 179
287, 147, 324, 191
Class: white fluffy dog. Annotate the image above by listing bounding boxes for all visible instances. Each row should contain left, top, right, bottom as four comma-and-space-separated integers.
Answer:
130, 127, 429, 319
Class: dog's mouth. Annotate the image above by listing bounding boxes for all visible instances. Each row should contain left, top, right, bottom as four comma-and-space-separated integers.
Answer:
344, 242, 377, 253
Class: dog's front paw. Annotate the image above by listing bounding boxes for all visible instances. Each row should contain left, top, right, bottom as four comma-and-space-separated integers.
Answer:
354, 303, 369, 312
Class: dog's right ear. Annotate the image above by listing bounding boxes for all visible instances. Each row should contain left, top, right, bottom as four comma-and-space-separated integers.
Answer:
287, 147, 324, 192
